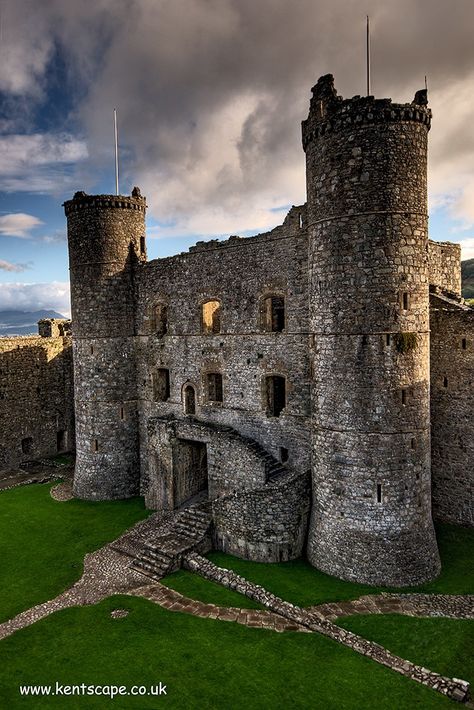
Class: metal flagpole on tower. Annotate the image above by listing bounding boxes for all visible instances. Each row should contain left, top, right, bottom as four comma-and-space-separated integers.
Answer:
114, 108, 119, 196
366, 15, 371, 96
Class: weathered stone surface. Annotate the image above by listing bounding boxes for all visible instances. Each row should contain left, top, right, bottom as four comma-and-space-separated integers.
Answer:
303, 74, 440, 586
0, 326, 75, 472
59, 75, 472, 590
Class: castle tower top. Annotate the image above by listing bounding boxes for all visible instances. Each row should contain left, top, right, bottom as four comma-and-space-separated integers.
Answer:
302, 74, 430, 152
63, 186, 146, 217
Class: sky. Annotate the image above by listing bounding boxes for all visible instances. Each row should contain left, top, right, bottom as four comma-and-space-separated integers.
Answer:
0, 0, 474, 317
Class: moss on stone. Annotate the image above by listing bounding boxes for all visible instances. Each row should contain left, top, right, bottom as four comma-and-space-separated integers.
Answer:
394, 332, 418, 354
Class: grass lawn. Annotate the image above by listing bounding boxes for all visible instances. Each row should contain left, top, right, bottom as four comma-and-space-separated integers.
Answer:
339, 615, 474, 690
162, 568, 263, 609
0, 594, 466, 710
172, 524, 473, 608
0, 483, 150, 622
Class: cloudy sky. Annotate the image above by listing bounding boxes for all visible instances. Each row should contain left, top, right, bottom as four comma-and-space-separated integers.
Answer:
0, 0, 473, 316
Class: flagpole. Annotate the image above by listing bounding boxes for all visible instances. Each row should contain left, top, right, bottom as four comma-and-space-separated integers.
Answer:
114, 108, 119, 196
366, 15, 371, 96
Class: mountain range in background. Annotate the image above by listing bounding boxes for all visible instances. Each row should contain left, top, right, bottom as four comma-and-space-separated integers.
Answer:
461, 258, 474, 300
0, 310, 66, 337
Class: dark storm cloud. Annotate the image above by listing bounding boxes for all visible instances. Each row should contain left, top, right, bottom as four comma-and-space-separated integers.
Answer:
2, 0, 474, 235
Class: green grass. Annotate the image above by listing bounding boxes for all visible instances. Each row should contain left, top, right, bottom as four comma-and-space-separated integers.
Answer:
0, 483, 150, 622
339, 615, 474, 689
190, 524, 474, 607
0, 595, 464, 710
162, 568, 263, 609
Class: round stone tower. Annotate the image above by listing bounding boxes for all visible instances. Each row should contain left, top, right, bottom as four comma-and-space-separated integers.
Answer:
302, 75, 440, 586
64, 189, 147, 499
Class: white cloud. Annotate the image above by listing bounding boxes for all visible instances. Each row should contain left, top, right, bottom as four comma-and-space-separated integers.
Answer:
0, 134, 88, 194
0, 281, 71, 316
0, 213, 43, 238
0, 259, 32, 273
458, 238, 474, 262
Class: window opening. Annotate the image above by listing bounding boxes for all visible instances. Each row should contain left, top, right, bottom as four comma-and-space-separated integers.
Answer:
207, 372, 223, 402
202, 300, 221, 334
266, 376, 286, 417
263, 296, 285, 332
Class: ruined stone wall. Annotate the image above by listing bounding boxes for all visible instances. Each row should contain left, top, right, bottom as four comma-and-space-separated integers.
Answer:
64, 191, 146, 500
303, 75, 440, 586
428, 240, 462, 298
0, 333, 74, 471
135, 206, 311, 500
212, 469, 311, 562
430, 295, 474, 526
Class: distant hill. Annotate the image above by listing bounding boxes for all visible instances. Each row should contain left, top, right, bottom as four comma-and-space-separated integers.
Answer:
0, 310, 66, 337
462, 258, 474, 299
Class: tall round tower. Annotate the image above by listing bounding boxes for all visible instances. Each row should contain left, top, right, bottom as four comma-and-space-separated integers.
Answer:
302, 75, 440, 586
64, 189, 147, 500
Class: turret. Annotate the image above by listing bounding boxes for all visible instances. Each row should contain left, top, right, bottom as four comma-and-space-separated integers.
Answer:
64, 189, 147, 499
303, 75, 440, 585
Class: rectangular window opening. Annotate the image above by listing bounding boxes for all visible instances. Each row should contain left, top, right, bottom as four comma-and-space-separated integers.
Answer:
264, 296, 285, 332
411, 437, 416, 450
120, 407, 125, 420
401, 389, 407, 405
443, 376, 448, 388
93, 439, 99, 453
386, 334, 391, 346
402, 292, 409, 310
90, 345, 94, 355
462, 338, 467, 350
153, 368, 171, 402
21, 437, 33, 456
266, 375, 286, 417
207, 372, 223, 402
376, 483, 382, 503
280, 447, 289, 463
56, 429, 67, 452
140, 236, 146, 254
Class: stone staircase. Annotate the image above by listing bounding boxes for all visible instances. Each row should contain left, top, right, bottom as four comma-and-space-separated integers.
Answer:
115, 502, 213, 582
212, 423, 287, 482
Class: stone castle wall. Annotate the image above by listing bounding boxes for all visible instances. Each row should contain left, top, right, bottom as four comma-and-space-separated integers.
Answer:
430, 294, 474, 526
134, 206, 311, 499
212, 469, 311, 562
428, 241, 462, 297
0, 329, 74, 471
64, 191, 147, 500
303, 75, 440, 585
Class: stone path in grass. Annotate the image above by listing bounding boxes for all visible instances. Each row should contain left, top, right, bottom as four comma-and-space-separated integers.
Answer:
131, 582, 309, 632
310, 593, 474, 621
0, 511, 472, 704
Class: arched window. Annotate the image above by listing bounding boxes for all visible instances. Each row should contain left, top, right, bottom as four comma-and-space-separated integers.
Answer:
262, 295, 285, 332
202, 300, 221, 334
265, 375, 286, 417
184, 384, 196, 415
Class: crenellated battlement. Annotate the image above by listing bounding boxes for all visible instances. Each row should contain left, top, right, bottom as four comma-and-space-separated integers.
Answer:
302, 74, 431, 151
63, 187, 146, 217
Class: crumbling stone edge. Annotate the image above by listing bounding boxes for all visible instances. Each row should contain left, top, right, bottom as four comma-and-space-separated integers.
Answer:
183, 552, 470, 704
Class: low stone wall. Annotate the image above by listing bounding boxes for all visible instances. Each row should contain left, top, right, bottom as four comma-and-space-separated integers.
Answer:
183, 552, 470, 704
212, 469, 311, 562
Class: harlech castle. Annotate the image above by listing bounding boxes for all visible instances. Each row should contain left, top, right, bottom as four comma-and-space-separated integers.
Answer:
2, 75, 473, 588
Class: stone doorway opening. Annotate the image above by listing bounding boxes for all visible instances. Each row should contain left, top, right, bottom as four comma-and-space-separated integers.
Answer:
172, 439, 208, 508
